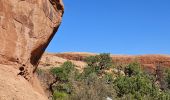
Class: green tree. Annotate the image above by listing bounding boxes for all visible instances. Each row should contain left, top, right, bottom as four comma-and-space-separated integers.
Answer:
124, 62, 141, 76
84, 53, 113, 75
84, 56, 99, 67
50, 61, 75, 82
97, 53, 113, 70
114, 62, 160, 100
50, 61, 76, 99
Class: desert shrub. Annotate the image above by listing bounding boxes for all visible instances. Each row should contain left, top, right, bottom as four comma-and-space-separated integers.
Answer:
165, 68, 170, 89
83, 53, 113, 76
121, 63, 159, 99
114, 62, 160, 100
50, 61, 75, 82
157, 91, 170, 100
36, 68, 44, 76
49, 61, 77, 100
52, 82, 73, 94
104, 73, 114, 84
48, 55, 170, 100
84, 55, 99, 67
52, 91, 69, 100
154, 66, 170, 90
97, 53, 113, 70
124, 62, 141, 76
70, 73, 116, 100
67, 53, 116, 99
81, 65, 96, 78
155, 67, 170, 91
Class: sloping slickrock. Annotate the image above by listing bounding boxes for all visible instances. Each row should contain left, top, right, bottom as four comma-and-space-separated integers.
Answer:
0, 0, 64, 99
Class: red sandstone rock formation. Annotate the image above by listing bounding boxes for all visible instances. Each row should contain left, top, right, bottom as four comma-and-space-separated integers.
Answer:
0, 0, 64, 99
40, 53, 170, 73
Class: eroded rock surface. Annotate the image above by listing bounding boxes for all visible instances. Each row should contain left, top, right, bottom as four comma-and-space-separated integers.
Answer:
0, 0, 64, 99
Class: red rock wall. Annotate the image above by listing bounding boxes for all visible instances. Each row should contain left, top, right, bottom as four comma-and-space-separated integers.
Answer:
0, 0, 64, 99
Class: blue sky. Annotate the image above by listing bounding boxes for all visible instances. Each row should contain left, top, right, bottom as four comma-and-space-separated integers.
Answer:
46, 0, 170, 55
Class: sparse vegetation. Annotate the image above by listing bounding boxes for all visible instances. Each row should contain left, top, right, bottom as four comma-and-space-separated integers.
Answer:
114, 63, 159, 99
36, 68, 45, 76
85, 53, 112, 69
83, 53, 113, 76
52, 91, 69, 100
49, 61, 76, 97
165, 68, 170, 89
37, 53, 170, 100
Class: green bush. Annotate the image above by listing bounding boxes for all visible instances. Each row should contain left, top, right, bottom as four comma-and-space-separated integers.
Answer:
157, 91, 170, 100
70, 73, 116, 100
50, 61, 75, 82
52, 91, 69, 100
114, 62, 160, 99
50, 61, 76, 99
84, 56, 99, 67
84, 53, 113, 75
104, 73, 114, 84
165, 68, 170, 89
82, 66, 96, 78
97, 53, 113, 70
47, 54, 170, 100
124, 62, 141, 76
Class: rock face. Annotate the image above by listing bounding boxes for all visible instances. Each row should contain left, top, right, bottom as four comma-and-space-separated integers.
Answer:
0, 0, 64, 100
